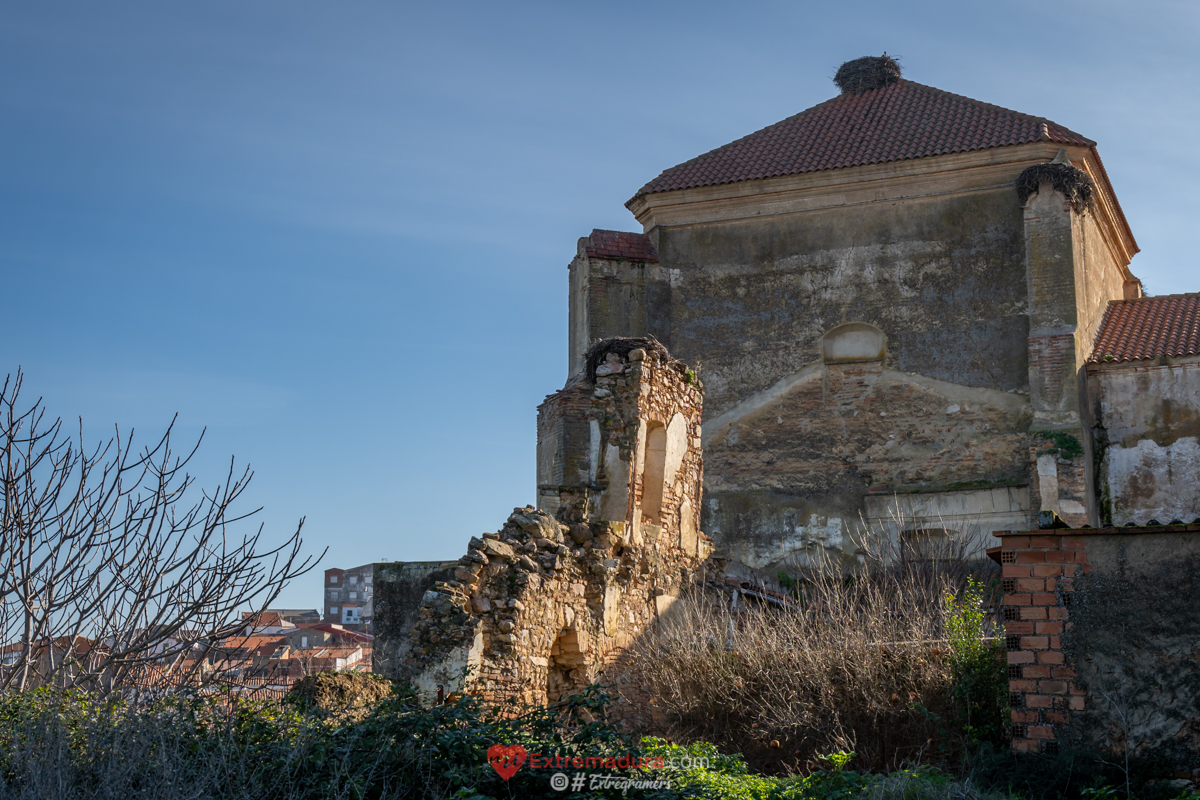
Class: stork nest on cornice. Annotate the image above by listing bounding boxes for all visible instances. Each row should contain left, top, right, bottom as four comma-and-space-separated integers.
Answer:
1015, 163, 1095, 214
584, 335, 693, 385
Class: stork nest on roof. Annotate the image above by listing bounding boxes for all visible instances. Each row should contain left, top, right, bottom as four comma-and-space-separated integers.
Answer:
583, 335, 692, 384
834, 55, 902, 94
1015, 163, 1095, 214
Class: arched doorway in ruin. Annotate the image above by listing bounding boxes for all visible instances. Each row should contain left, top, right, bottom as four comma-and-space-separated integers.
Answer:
546, 626, 590, 703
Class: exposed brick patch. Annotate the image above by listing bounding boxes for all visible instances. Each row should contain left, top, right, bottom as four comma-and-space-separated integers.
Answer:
584, 229, 658, 263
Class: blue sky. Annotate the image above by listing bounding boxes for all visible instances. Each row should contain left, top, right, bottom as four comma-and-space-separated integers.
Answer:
3, 1, 1198, 610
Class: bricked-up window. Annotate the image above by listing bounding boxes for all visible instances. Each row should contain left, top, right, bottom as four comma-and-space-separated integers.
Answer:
642, 423, 668, 524
900, 528, 953, 561
822, 321, 886, 362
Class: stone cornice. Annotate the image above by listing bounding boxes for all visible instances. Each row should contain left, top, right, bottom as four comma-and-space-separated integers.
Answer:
628, 143, 1139, 272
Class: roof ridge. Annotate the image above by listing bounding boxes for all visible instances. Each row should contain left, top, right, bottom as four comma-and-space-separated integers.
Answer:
893, 80, 1093, 144
628, 80, 1095, 205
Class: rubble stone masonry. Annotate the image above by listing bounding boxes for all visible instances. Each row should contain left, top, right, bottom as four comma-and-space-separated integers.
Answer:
374, 342, 712, 714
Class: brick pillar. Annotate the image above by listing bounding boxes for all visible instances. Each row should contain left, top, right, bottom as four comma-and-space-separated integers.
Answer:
998, 531, 1088, 753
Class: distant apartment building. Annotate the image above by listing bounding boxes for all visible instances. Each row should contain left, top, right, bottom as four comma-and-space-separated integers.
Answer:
324, 564, 374, 631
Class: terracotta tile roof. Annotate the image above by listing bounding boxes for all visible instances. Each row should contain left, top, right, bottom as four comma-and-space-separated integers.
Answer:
584, 229, 658, 263
629, 80, 1094, 203
1090, 293, 1200, 363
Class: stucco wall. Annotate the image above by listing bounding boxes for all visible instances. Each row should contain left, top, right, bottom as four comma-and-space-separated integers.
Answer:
1065, 532, 1200, 765
1088, 356, 1200, 526
655, 188, 1029, 418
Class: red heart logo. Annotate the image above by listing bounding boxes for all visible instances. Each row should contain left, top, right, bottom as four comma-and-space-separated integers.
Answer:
486, 744, 527, 781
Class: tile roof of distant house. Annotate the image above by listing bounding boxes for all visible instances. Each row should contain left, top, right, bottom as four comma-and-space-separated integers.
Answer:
629, 80, 1094, 204
313, 623, 373, 642
585, 229, 658, 263
1090, 293, 1200, 363
217, 634, 288, 655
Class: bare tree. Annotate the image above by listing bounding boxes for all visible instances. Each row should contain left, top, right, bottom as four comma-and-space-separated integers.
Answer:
0, 370, 322, 696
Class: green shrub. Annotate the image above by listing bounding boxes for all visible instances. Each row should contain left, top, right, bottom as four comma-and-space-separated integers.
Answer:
944, 578, 1008, 748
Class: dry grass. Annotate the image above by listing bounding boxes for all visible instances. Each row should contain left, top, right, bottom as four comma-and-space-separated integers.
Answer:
626, 527, 999, 774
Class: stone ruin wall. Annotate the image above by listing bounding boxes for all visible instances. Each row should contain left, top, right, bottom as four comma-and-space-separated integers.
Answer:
374, 342, 713, 721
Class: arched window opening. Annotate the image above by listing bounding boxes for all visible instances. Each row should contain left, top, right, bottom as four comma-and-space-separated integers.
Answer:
642, 423, 668, 524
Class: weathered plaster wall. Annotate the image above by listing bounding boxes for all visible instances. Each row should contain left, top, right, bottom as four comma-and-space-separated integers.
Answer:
1088, 356, 1200, 526
1066, 532, 1200, 766
999, 525, 1200, 768
655, 188, 1029, 418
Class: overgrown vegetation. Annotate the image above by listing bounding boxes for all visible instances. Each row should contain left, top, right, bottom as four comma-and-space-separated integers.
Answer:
0, 683, 1027, 800
627, 531, 995, 774
943, 578, 1008, 748
1034, 430, 1084, 460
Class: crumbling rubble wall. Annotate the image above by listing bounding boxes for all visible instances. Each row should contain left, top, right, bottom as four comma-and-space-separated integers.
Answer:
375, 341, 712, 708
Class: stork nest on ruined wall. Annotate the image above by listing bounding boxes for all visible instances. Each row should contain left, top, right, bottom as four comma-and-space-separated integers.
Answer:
1015, 163, 1095, 214
834, 54, 902, 94
584, 335, 693, 384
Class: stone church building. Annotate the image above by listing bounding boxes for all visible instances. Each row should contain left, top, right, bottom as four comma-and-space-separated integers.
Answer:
545, 56, 1200, 573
